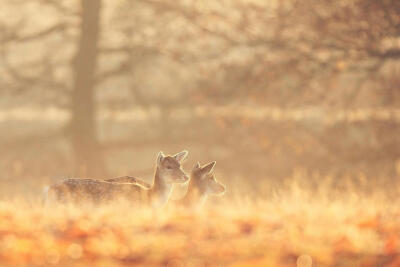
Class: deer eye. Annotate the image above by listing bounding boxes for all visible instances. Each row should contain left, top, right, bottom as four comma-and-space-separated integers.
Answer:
166, 166, 172, 170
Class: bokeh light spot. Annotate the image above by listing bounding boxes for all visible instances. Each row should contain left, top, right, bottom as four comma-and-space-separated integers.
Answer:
67, 243, 83, 259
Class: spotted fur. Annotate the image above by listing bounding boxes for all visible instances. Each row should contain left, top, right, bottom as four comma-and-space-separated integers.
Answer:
105, 176, 151, 189
46, 151, 189, 207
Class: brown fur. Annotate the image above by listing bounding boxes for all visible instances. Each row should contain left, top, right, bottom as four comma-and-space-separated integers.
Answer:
46, 151, 189, 206
105, 176, 151, 189
104, 161, 226, 208
178, 161, 225, 208
48, 178, 150, 204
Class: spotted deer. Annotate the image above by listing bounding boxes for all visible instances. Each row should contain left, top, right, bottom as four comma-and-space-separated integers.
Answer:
177, 161, 225, 208
45, 151, 189, 207
105, 175, 151, 189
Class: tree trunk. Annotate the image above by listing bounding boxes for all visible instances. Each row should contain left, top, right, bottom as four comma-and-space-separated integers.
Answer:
70, 0, 106, 177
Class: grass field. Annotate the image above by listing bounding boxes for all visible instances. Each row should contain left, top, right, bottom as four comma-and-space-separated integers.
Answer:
1, 182, 400, 267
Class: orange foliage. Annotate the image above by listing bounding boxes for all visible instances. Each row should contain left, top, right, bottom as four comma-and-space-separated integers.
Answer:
0, 199, 400, 267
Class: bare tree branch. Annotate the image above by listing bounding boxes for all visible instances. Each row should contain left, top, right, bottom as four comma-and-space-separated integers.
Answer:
0, 46, 69, 94
3, 23, 68, 43
39, 0, 79, 16
96, 60, 131, 83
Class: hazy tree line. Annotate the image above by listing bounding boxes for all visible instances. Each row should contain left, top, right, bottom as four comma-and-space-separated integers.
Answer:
1, 0, 399, 180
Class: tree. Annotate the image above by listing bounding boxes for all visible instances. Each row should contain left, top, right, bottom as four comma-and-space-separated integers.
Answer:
69, 0, 105, 176
1, 0, 399, 179
0, 0, 106, 176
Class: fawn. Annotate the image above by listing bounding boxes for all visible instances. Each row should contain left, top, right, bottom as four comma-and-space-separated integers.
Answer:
105, 161, 226, 208
45, 151, 189, 207
177, 161, 225, 208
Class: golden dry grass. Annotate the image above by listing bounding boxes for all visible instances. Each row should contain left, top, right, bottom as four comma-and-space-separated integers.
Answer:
0, 182, 400, 267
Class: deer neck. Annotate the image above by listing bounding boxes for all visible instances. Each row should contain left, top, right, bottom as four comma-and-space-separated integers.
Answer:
181, 180, 206, 207
150, 169, 172, 207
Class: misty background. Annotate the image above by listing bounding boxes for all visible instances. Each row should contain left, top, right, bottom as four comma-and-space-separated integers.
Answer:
0, 0, 399, 198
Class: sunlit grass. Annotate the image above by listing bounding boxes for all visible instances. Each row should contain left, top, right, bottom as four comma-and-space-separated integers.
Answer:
1, 179, 400, 267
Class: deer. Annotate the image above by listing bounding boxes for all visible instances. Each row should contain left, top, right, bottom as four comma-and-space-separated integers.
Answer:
44, 151, 189, 207
105, 161, 226, 208
105, 175, 151, 189
177, 161, 225, 208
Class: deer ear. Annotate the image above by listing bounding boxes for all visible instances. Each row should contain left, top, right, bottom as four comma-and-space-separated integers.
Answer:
173, 150, 188, 162
201, 161, 216, 174
216, 182, 226, 194
157, 151, 165, 166
193, 162, 201, 170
